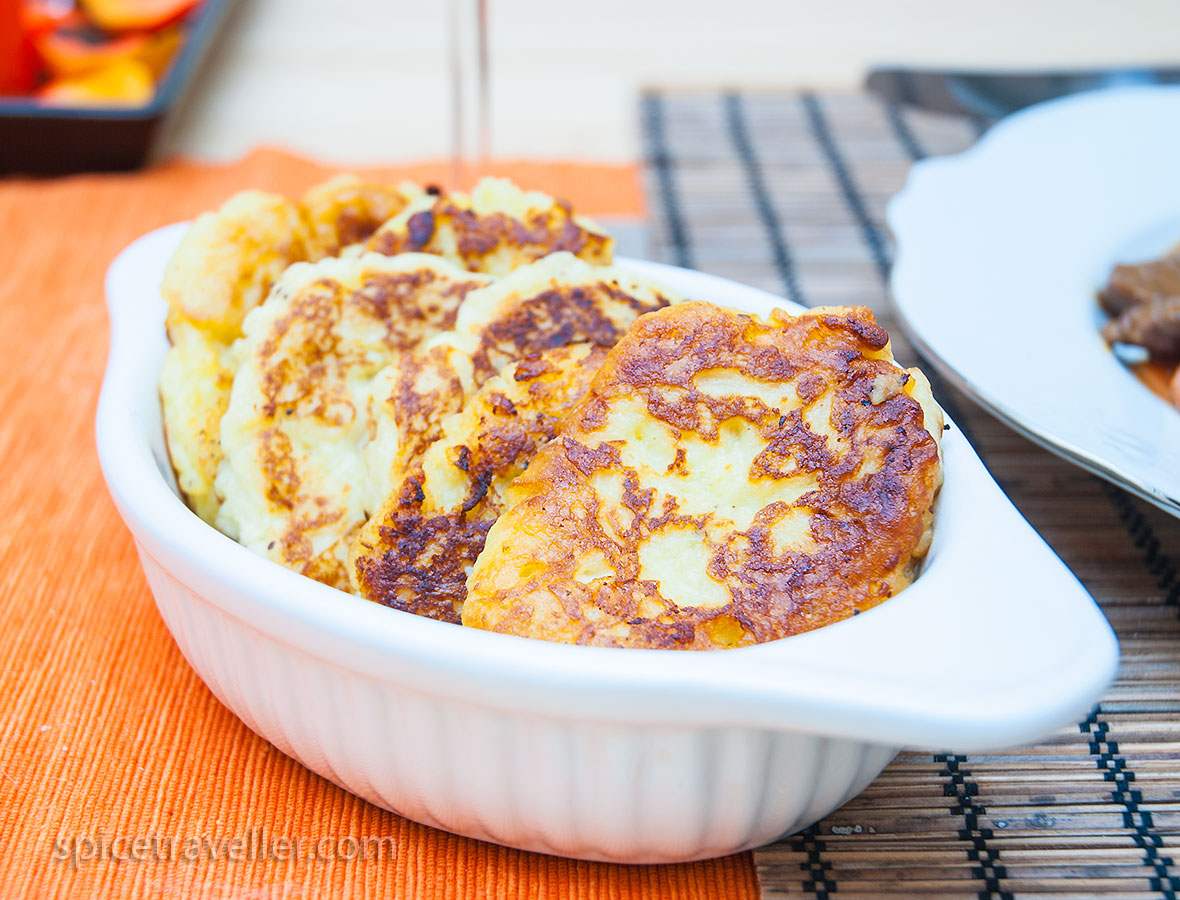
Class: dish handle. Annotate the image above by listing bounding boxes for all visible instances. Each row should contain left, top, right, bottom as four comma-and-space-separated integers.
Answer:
705, 423, 1120, 752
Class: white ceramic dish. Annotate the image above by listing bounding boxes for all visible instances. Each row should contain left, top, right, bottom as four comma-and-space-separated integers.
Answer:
890, 85, 1180, 518
96, 223, 1118, 863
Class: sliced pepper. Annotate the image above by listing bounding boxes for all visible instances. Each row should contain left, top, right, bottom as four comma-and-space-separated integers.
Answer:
34, 12, 152, 77
38, 57, 155, 106
77, 0, 199, 33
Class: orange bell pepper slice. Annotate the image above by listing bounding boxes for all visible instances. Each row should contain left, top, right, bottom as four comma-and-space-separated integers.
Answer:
38, 57, 155, 106
77, 0, 200, 33
34, 13, 152, 77
32, 6, 188, 84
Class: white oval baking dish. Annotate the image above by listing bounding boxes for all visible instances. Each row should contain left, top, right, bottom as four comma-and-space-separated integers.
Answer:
96, 223, 1119, 863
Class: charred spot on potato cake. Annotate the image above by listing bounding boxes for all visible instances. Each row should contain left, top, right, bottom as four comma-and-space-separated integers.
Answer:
462, 302, 944, 649
352, 343, 610, 620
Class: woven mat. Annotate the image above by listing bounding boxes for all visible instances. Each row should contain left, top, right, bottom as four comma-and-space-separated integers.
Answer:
640, 90, 1180, 900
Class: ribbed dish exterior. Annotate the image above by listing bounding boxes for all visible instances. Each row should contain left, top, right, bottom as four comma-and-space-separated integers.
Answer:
135, 542, 897, 863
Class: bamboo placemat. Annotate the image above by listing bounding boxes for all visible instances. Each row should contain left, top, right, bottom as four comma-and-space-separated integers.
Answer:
640, 90, 1180, 900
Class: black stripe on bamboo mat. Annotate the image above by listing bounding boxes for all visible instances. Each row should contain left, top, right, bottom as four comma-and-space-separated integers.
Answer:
799, 91, 891, 284
880, 92, 1180, 897
1095, 482, 1180, 892
722, 92, 808, 307
784, 825, 836, 900
641, 93, 695, 270
1081, 706, 1180, 897
884, 100, 927, 162
1103, 482, 1180, 608
937, 754, 1012, 900
806, 89, 1006, 898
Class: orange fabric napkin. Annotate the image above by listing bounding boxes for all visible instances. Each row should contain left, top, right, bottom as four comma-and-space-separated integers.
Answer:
0, 149, 758, 899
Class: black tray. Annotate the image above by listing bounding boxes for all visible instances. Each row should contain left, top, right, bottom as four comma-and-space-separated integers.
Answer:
0, 0, 235, 175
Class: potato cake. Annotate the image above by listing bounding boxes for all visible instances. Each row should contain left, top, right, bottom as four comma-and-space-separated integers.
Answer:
300, 174, 425, 259
429, 251, 681, 382
158, 320, 237, 524
160, 190, 313, 522
352, 343, 610, 622
160, 177, 422, 523
363, 253, 682, 510
462, 302, 944, 649
214, 253, 490, 590
161, 189, 312, 343
366, 177, 613, 275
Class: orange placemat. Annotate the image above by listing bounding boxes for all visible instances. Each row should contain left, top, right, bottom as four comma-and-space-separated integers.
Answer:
0, 149, 756, 900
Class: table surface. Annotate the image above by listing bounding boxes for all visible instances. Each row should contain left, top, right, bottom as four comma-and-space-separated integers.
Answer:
641, 89, 1180, 900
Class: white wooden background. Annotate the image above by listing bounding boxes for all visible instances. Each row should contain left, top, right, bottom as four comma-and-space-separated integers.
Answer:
160, 0, 1180, 165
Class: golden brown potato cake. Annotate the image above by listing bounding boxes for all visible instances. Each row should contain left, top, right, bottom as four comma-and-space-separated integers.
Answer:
300, 174, 425, 259
463, 302, 944, 649
158, 321, 236, 524
356, 345, 477, 525
430, 251, 681, 382
365, 252, 682, 503
160, 190, 315, 523
162, 190, 312, 343
159, 177, 422, 524
351, 342, 610, 622
366, 177, 613, 275
161, 176, 423, 344
215, 253, 490, 591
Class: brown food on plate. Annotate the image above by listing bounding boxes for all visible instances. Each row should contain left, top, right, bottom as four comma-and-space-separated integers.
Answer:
1099, 242, 1180, 410
352, 343, 609, 622
1100, 245, 1180, 361
463, 302, 944, 649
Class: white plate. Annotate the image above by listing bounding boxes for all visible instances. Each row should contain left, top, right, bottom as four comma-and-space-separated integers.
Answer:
96, 225, 1118, 862
890, 85, 1180, 517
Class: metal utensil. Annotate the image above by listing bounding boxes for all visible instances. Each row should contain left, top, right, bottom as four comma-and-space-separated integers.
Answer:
866, 67, 1180, 119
